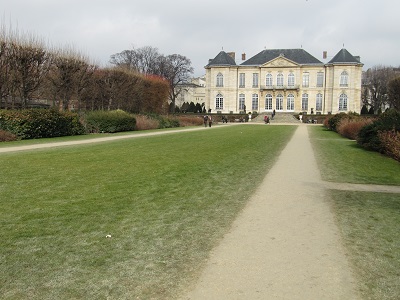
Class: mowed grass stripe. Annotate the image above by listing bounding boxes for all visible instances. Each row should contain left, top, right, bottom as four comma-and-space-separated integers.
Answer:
0, 125, 296, 299
309, 125, 400, 300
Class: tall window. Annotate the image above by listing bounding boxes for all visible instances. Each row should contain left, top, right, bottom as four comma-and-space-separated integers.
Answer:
302, 93, 308, 111
316, 93, 323, 111
265, 94, 273, 110
317, 72, 324, 87
302, 72, 309, 87
276, 94, 283, 110
339, 94, 348, 111
239, 94, 245, 110
266, 73, 273, 87
216, 73, 223, 87
277, 73, 284, 87
252, 73, 259, 87
287, 94, 295, 111
239, 73, 245, 88
252, 94, 259, 111
288, 72, 295, 87
340, 71, 349, 87
216, 93, 224, 110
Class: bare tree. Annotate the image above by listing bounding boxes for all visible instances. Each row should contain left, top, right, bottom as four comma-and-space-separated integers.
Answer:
157, 54, 193, 112
388, 76, 400, 110
362, 66, 397, 113
0, 27, 11, 107
8, 35, 52, 108
109, 46, 160, 74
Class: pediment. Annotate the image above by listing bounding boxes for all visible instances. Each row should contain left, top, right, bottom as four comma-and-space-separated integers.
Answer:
262, 56, 298, 68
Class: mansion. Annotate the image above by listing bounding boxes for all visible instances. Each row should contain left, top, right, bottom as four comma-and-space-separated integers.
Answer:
204, 48, 363, 115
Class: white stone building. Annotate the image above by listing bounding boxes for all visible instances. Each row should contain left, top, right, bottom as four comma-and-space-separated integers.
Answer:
204, 48, 363, 115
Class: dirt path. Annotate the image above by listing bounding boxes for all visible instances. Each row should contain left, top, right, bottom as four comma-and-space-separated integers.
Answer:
181, 125, 361, 300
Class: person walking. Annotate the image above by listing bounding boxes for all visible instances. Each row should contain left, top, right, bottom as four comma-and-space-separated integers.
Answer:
203, 115, 208, 127
208, 115, 212, 127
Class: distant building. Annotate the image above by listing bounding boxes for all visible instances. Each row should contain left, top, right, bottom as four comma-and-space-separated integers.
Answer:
204, 48, 363, 114
175, 76, 206, 109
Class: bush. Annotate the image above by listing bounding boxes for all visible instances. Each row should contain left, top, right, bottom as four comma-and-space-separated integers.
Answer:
324, 112, 356, 132
357, 109, 400, 152
378, 130, 400, 161
176, 116, 203, 127
0, 109, 85, 139
0, 130, 18, 142
337, 117, 374, 140
134, 115, 160, 131
83, 110, 136, 133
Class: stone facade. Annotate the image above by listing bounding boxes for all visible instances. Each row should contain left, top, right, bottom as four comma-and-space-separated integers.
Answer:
204, 48, 363, 115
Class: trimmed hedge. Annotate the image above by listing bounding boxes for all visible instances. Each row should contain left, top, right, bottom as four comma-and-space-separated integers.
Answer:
0, 109, 85, 139
83, 110, 136, 133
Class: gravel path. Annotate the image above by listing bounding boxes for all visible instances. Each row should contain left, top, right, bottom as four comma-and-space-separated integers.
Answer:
181, 125, 361, 300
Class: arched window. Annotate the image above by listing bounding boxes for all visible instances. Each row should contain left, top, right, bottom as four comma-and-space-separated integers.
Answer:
265, 94, 273, 110
277, 73, 284, 87
339, 94, 348, 111
216, 73, 223, 87
302, 93, 308, 111
239, 94, 245, 110
276, 94, 283, 111
316, 93, 323, 111
252, 94, 259, 111
266, 73, 273, 87
216, 93, 224, 110
288, 73, 295, 87
287, 94, 295, 111
340, 71, 348, 87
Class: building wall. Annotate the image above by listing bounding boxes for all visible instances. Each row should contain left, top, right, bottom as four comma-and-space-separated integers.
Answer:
205, 58, 362, 114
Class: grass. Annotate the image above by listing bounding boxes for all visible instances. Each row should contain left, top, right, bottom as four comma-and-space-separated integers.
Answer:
308, 126, 400, 185
309, 125, 400, 300
0, 124, 296, 299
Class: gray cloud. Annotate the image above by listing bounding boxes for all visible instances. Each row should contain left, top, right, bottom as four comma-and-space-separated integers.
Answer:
2, 0, 399, 76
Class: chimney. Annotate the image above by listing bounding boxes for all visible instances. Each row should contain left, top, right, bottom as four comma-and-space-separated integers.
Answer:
242, 53, 246, 60
354, 56, 361, 62
227, 52, 235, 60
323, 51, 327, 59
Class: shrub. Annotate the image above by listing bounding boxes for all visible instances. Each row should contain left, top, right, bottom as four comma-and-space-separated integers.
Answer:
134, 115, 160, 131
357, 109, 400, 152
378, 130, 400, 161
83, 110, 136, 133
0, 130, 18, 142
176, 116, 203, 127
337, 117, 374, 140
0, 109, 85, 139
325, 112, 354, 132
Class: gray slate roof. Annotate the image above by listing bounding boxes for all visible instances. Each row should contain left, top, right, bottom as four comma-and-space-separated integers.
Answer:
206, 51, 237, 67
241, 49, 323, 66
328, 48, 361, 64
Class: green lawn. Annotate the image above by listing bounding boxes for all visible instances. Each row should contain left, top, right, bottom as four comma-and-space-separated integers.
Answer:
309, 126, 400, 300
0, 125, 296, 299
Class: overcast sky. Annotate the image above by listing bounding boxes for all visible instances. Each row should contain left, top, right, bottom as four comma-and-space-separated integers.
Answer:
1, 0, 399, 76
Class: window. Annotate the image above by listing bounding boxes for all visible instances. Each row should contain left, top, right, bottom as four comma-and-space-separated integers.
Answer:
302, 93, 308, 111
277, 73, 284, 87
252, 94, 259, 111
266, 73, 273, 87
216, 73, 223, 87
216, 93, 224, 110
317, 72, 324, 87
252, 73, 259, 87
302, 72, 309, 87
339, 94, 348, 111
276, 94, 283, 110
340, 71, 348, 87
287, 94, 295, 111
288, 72, 295, 87
265, 94, 273, 110
316, 93, 323, 111
239, 94, 245, 110
239, 73, 245, 88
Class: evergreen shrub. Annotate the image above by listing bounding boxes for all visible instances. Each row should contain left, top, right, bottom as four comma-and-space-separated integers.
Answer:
0, 109, 85, 139
84, 110, 136, 133
357, 109, 400, 152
